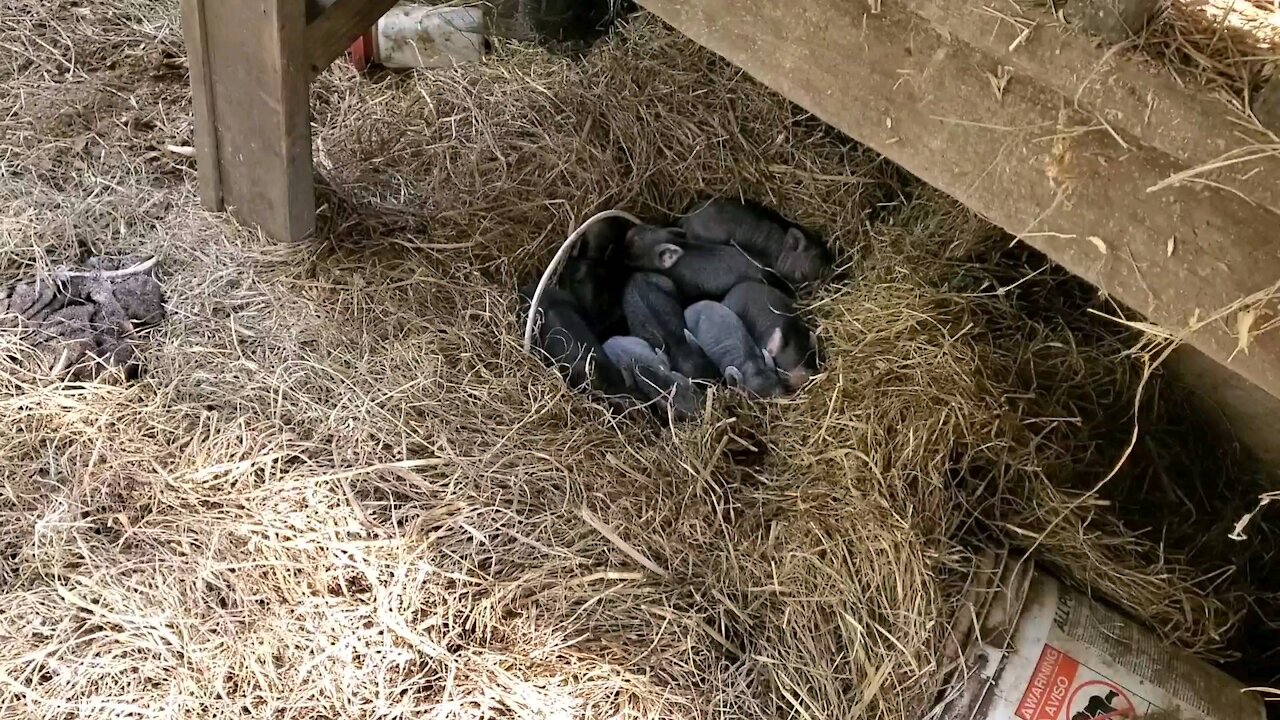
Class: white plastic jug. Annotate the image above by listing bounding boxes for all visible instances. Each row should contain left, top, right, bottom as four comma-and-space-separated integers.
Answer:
935, 551, 1264, 720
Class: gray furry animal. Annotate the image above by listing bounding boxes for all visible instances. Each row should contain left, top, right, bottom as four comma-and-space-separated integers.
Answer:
680, 199, 832, 284
557, 215, 632, 337
623, 224, 780, 300
622, 272, 718, 381
723, 281, 818, 390
683, 300, 783, 399
603, 335, 704, 420
519, 285, 627, 395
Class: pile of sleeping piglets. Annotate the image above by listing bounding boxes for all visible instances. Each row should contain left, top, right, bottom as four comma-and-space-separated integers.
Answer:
519, 199, 832, 421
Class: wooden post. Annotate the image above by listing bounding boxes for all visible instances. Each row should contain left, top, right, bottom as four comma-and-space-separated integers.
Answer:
181, 0, 315, 242
180, 0, 223, 212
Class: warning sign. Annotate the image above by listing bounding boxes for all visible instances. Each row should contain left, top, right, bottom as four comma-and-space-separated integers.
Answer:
1016, 646, 1143, 720
942, 568, 1265, 720
1067, 681, 1137, 720
1016, 646, 1080, 720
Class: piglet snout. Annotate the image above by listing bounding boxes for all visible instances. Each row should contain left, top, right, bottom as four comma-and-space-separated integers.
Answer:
782, 367, 812, 390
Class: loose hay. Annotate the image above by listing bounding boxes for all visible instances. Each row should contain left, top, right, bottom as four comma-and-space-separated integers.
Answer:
1148, 0, 1280, 109
1041, 0, 1280, 115
0, 3, 1272, 719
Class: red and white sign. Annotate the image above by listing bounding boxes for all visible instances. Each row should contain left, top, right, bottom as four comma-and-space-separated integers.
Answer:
1067, 680, 1137, 719
1017, 646, 1079, 720
1016, 645, 1142, 720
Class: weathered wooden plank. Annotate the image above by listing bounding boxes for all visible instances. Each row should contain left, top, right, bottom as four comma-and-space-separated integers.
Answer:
306, 0, 401, 75
179, 0, 223, 212
306, 0, 331, 24
905, 0, 1280, 215
198, 0, 314, 242
637, 0, 1280, 412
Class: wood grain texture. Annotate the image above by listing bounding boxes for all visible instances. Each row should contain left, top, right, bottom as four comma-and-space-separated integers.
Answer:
904, 0, 1280, 214
306, 0, 400, 74
180, 0, 223, 211
638, 0, 1280, 411
198, 0, 315, 241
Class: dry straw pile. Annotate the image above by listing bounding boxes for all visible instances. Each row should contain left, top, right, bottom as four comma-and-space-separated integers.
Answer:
1149, 0, 1279, 108
0, 2, 1271, 719
1041, 0, 1280, 112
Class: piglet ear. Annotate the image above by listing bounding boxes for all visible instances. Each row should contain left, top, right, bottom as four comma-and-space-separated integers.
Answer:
657, 244, 684, 269
784, 227, 806, 253
765, 327, 784, 356
684, 328, 700, 347
724, 366, 744, 387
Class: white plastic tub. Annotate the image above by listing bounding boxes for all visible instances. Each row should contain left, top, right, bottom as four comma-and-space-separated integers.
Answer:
350, 5, 487, 70
935, 551, 1264, 720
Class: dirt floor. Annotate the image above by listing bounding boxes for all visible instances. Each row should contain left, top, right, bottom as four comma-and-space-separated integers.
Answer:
0, 2, 1277, 719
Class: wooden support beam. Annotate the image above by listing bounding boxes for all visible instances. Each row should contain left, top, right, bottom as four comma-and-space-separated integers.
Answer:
180, 0, 223, 212
306, 0, 401, 75
903, 0, 1280, 214
184, 0, 315, 242
639, 0, 1280, 462
306, 0, 336, 23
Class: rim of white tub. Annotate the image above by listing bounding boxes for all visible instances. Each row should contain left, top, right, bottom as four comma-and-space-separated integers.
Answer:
522, 209, 642, 353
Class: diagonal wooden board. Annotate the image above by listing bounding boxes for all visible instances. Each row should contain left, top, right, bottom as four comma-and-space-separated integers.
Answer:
638, 0, 1280, 434
906, 0, 1280, 215
306, 0, 401, 75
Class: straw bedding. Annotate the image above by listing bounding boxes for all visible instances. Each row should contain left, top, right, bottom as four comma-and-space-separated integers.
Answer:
1042, 0, 1280, 114
0, 2, 1273, 718
1149, 0, 1279, 108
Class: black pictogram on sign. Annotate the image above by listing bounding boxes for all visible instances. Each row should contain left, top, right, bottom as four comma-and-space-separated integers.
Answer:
1067, 680, 1140, 720
1070, 690, 1124, 720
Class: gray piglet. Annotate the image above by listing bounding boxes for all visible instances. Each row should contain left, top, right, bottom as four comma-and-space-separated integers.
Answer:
624, 224, 781, 300
519, 286, 628, 396
558, 216, 632, 337
723, 281, 818, 390
680, 199, 832, 285
683, 300, 783, 399
603, 336, 704, 420
622, 272, 719, 381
